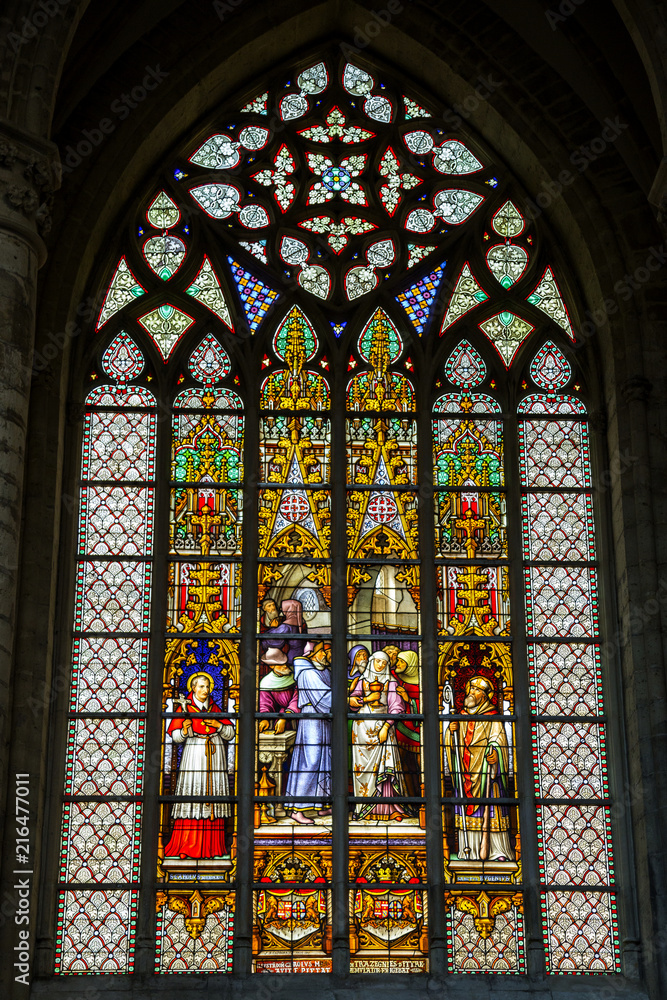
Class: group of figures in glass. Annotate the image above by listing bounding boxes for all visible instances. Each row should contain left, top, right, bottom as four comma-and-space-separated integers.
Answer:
162, 600, 512, 857
259, 614, 423, 825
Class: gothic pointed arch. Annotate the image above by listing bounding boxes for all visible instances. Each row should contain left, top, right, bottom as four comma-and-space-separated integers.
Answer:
52, 44, 621, 983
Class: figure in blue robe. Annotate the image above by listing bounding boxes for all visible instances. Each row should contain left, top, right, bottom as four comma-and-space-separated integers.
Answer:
285, 645, 331, 825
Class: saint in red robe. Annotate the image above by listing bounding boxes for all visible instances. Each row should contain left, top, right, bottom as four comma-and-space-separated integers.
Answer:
164, 693, 234, 859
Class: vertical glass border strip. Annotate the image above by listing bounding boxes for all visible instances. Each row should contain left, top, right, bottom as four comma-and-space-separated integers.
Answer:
55, 383, 156, 973
519, 392, 621, 973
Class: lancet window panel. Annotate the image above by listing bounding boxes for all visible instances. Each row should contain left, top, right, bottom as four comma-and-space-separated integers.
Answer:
157, 343, 244, 966
343, 306, 426, 974
56, 381, 156, 974
519, 345, 620, 974
253, 300, 334, 974
53, 50, 626, 982
432, 362, 522, 974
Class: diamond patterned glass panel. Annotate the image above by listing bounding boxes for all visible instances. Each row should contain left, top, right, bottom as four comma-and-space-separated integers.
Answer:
538, 805, 613, 886
74, 561, 152, 632
528, 643, 603, 716
70, 636, 149, 712
525, 566, 598, 638
59, 801, 142, 883
82, 411, 156, 482
520, 375, 618, 974
522, 492, 594, 561
78, 486, 154, 556
519, 420, 589, 488
60, 373, 155, 974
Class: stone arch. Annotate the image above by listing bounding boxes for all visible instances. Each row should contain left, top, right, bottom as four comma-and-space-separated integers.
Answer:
0, 5, 665, 996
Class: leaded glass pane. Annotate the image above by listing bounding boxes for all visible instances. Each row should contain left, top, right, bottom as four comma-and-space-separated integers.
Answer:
56, 51, 622, 983
520, 353, 618, 973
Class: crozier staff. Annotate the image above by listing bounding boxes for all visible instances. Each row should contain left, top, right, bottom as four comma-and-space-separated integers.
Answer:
444, 676, 513, 862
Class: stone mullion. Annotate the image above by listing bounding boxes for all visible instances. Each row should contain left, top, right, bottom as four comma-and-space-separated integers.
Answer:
236, 387, 260, 975
135, 381, 171, 974
590, 398, 641, 979
32, 406, 84, 980
611, 376, 664, 989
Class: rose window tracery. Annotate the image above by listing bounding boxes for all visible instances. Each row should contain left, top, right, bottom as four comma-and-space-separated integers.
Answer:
178, 56, 497, 310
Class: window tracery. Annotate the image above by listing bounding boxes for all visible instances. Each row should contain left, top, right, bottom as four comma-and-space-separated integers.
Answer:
54, 52, 620, 979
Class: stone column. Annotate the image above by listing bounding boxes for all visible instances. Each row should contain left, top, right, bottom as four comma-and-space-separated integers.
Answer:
0, 118, 58, 992
616, 370, 667, 998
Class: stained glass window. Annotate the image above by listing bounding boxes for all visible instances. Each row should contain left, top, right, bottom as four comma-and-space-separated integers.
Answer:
346, 309, 426, 972
433, 349, 522, 973
56, 52, 623, 981
255, 305, 332, 971
519, 344, 619, 973
56, 364, 155, 973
